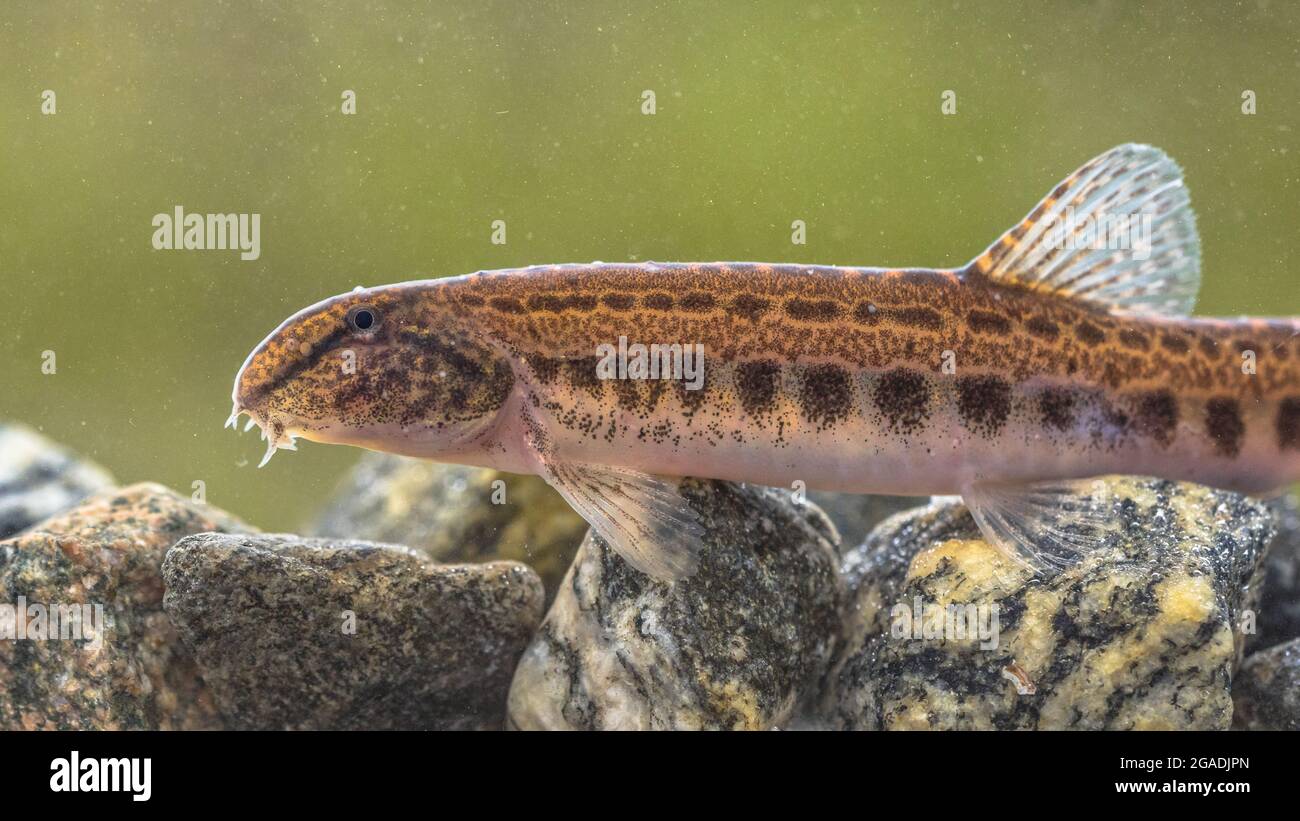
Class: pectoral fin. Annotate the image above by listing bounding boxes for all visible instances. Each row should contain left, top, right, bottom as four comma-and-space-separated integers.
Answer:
543, 461, 705, 582
961, 478, 1113, 572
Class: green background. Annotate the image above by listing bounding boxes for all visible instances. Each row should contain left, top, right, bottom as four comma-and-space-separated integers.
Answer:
3, 1, 1298, 531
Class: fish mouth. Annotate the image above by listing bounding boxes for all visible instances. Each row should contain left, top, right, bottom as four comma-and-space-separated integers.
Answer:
224, 402, 301, 468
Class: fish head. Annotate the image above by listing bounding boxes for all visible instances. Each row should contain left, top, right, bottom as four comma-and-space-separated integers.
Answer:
228, 284, 516, 466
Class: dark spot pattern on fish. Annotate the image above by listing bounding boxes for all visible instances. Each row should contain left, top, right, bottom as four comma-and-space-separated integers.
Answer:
1076, 321, 1106, 346
679, 292, 717, 312
1160, 333, 1190, 355
967, 309, 1012, 335
600, 293, 636, 311
784, 298, 843, 322
730, 294, 771, 321
643, 293, 674, 310
1025, 316, 1059, 340
528, 294, 597, 312
1205, 397, 1245, 458
1134, 389, 1178, 446
957, 375, 1011, 437
565, 357, 605, 399
873, 368, 930, 434
489, 297, 527, 314
853, 302, 880, 324
1038, 386, 1077, 432
1279, 397, 1300, 451
529, 356, 562, 385
799, 364, 853, 430
674, 371, 710, 419
735, 360, 781, 417
1119, 329, 1150, 351
886, 306, 943, 331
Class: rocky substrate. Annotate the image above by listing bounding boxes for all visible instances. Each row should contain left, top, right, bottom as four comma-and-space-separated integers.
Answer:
2, 424, 1298, 730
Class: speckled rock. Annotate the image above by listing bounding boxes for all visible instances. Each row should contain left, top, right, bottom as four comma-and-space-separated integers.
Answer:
508, 478, 842, 730
0, 483, 249, 730
0, 423, 114, 540
309, 453, 586, 601
826, 477, 1275, 731
1247, 494, 1300, 653
162, 533, 545, 730
807, 491, 926, 556
1232, 638, 1300, 730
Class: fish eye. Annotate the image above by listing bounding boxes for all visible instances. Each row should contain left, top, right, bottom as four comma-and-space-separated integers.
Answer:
347, 305, 379, 333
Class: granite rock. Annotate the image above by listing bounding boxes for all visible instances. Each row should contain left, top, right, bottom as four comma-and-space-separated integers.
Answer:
0, 483, 249, 730
1232, 638, 1300, 730
508, 478, 842, 730
826, 477, 1275, 730
1247, 494, 1300, 653
806, 491, 926, 557
0, 423, 114, 540
309, 453, 587, 601
162, 533, 545, 730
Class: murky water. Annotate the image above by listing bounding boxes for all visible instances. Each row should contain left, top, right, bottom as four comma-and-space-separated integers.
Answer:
3, 2, 1298, 531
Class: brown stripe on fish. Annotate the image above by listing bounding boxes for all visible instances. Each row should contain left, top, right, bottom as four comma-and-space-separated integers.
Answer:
601, 293, 636, 311
784, 298, 843, 322
432, 263, 1299, 404
679, 292, 717, 312
642, 293, 674, 310
1025, 316, 1059, 340
967, 309, 1013, 335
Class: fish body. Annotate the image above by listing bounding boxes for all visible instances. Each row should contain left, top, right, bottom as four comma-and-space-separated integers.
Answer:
230, 145, 1300, 578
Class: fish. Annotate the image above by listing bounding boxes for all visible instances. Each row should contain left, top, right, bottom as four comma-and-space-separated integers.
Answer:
227, 144, 1300, 580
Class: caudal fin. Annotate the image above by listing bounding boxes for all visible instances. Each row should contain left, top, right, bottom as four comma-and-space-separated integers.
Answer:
967, 143, 1201, 317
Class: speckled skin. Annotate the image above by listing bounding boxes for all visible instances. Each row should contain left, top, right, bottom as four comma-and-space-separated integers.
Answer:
234, 263, 1300, 495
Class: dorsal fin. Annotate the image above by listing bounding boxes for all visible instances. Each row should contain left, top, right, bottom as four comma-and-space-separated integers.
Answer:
968, 144, 1201, 317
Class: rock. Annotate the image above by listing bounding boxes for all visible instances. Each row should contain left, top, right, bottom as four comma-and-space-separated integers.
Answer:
1232, 638, 1300, 730
162, 533, 545, 730
309, 453, 586, 601
0, 423, 114, 540
1247, 494, 1300, 653
806, 491, 926, 557
0, 483, 250, 730
508, 478, 842, 730
826, 477, 1275, 731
